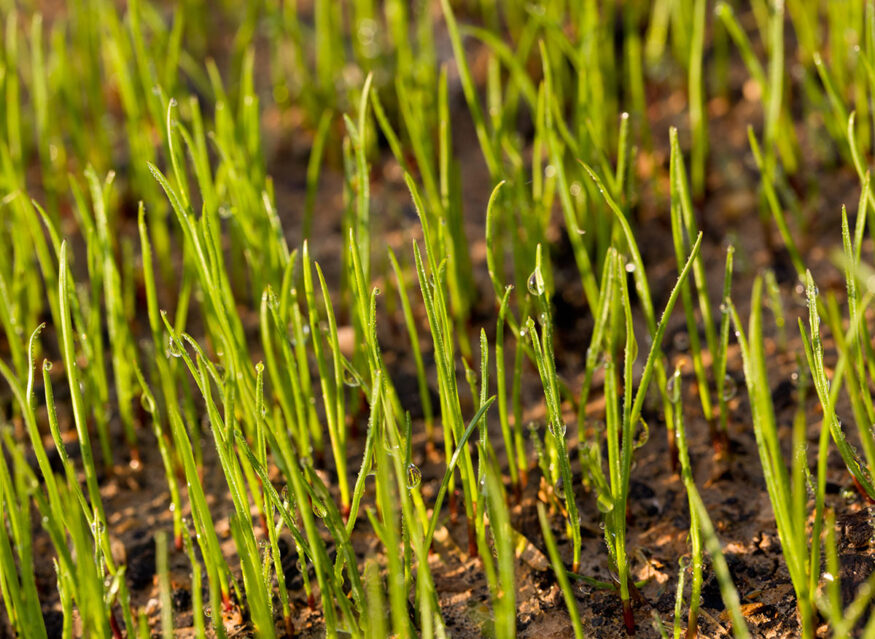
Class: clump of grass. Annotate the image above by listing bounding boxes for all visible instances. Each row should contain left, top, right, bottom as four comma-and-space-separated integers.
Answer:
729, 278, 831, 639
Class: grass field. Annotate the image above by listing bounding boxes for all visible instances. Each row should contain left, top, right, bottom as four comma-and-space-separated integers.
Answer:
2, 0, 875, 637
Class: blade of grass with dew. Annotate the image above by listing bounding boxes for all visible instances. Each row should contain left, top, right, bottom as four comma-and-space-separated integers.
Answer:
411, 228, 479, 551
715, 246, 736, 441
729, 280, 818, 638
799, 270, 875, 501
526, 244, 581, 572
590, 232, 702, 631
388, 248, 435, 447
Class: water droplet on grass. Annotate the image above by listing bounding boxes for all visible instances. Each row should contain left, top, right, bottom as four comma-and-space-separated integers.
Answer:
667, 369, 682, 404
343, 368, 360, 387
633, 418, 649, 448
406, 464, 422, 489
549, 421, 567, 438
596, 494, 613, 514
527, 269, 545, 296
140, 393, 155, 414
167, 337, 182, 358
312, 500, 327, 518
722, 375, 737, 401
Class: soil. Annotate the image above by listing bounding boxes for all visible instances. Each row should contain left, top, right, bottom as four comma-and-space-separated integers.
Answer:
4, 8, 875, 639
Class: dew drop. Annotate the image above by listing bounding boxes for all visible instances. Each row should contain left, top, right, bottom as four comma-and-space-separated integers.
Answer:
343, 368, 360, 388
633, 418, 649, 449
624, 262, 636, 274
140, 392, 155, 414
549, 421, 567, 439
167, 337, 183, 358
312, 499, 327, 518
527, 269, 545, 296
43, 359, 53, 372
406, 463, 422, 490
554, 477, 565, 500
667, 369, 682, 404
722, 374, 737, 401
